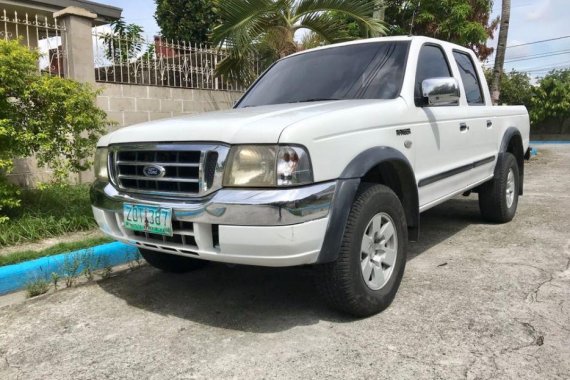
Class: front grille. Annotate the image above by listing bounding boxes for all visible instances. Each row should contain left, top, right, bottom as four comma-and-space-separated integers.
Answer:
132, 220, 198, 251
110, 144, 228, 197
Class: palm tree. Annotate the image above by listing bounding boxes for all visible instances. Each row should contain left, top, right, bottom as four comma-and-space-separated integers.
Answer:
491, 0, 511, 105
213, 0, 386, 85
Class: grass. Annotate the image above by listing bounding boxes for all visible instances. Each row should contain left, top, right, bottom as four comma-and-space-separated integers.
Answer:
0, 236, 113, 267
25, 277, 50, 298
0, 184, 98, 247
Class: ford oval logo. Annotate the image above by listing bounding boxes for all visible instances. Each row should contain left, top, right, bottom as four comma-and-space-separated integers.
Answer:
142, 164, 165, 178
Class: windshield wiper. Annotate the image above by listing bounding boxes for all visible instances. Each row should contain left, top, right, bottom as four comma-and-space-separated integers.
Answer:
290, 98, 341, 103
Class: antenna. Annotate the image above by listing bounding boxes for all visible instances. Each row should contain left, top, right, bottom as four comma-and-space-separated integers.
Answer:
409, 0, 421, 36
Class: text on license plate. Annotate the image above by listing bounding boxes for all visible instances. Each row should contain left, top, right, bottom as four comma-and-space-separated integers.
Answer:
123, 203, 173, 236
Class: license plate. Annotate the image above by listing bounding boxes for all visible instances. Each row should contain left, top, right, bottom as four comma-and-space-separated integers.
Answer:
123, 203, 173, 236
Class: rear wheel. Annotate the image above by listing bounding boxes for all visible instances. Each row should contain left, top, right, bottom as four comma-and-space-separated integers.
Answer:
317, 184, 407, 317
139, 249, 207, 273
479, 152, 519, 223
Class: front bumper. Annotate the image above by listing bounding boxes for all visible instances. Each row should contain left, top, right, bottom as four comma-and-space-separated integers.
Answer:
90, 181, 336, 267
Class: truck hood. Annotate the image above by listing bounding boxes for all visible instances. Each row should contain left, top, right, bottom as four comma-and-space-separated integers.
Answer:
98, 100, 392, 146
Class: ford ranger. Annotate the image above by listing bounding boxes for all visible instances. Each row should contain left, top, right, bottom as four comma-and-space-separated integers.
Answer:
91, 36, 530, 317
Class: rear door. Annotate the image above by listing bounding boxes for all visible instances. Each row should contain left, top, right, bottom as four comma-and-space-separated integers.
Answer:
451, 50, 498, 179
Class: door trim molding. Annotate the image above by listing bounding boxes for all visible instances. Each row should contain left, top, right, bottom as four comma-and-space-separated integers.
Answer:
418, 155, 495, 187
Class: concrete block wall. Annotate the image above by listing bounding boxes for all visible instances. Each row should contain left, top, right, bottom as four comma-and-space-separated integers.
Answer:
96, 84, 243, 130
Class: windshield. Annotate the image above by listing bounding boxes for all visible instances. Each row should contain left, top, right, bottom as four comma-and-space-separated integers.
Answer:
237, 41, 410, 108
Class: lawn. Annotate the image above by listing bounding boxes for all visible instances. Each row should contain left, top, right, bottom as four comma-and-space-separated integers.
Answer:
0, 236, 113, 267
0, 184, 98, 247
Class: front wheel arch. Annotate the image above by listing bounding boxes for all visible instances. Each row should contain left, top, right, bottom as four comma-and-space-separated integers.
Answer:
317, 147, 419, 264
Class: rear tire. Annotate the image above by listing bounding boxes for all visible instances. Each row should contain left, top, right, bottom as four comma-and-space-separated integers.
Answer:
139, 249, 207, 273
317, 184, 407, 317
478, 152, 519, 223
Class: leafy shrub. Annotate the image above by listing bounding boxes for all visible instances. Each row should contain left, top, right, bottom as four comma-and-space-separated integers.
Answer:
0, 39, 112, 221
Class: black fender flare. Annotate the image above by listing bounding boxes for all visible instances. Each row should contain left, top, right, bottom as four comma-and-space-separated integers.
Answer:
317, 147, 419, 264
500, 127, 525, 195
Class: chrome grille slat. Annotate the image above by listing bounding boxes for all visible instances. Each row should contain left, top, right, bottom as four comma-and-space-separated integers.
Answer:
109, 143, 230, 198
116, 161, 200, 168
118, 175, 200, 183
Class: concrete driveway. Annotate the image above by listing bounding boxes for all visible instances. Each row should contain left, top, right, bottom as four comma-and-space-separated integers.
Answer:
1, 146, 569, 379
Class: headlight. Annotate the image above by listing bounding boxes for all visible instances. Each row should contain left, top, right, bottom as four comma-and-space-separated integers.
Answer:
277, 146, 312, 186
94, 147, 109, 181
223, 145, 313, 187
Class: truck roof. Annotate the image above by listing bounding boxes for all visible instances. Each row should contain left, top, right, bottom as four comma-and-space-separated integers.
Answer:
287, 35, 475, 59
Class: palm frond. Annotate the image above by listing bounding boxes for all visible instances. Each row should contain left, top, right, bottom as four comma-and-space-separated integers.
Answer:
297, 12, 352, 43
212, 0, 276, 47
294, 0, 386, 36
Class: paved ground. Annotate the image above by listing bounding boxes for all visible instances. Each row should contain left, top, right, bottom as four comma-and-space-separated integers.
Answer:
0, 146, 569, 379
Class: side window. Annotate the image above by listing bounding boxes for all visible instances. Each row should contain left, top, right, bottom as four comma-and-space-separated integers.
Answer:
415, 44, 452, 105
453, 51, 484, 105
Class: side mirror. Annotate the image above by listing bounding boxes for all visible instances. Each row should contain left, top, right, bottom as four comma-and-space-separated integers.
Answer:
421, 77, 460, 106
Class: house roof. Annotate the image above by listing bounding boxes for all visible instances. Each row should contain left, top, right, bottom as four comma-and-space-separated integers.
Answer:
0, 0, 122, 25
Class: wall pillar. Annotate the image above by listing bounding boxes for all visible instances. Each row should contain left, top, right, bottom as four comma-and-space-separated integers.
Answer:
54, 6, 97, 84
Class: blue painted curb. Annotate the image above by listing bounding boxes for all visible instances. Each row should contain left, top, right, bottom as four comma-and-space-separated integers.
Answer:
530, 141, 570, 144
0, 242, 139, 295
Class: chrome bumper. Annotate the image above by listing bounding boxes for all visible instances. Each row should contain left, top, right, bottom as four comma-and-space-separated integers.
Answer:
90, 181, 336, 266
90, 180, 336, 226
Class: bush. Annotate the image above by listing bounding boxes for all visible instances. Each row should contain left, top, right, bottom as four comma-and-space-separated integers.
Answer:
0, 39, 112, 221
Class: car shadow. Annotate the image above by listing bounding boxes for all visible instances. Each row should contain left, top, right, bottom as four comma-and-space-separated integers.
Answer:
99, 196, 485, 333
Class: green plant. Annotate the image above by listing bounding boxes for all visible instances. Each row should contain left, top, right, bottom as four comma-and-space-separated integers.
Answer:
25, 277, 50, 298
530, 69, 570, 127
0, 39, 111, 221
484, 69, 533, 108
155, 0, 220, 43
383, 0, 499, 60
213, 0, 386, 85
127, 250, 143, 270
62, 253, 81, 288
51, 272, 60, 290
81, 248, 96, 281
0, 184, 105, 247
96, 255, 113, 279
102, 18, 146, 63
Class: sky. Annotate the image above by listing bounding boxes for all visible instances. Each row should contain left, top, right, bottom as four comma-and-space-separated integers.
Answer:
96, 0, 570, 78
486, 0, 570, 78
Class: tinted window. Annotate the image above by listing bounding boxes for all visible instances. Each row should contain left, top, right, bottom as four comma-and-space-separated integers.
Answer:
237, 42, 410, 108
415, 45, 452, 104
453, 51, 484, 105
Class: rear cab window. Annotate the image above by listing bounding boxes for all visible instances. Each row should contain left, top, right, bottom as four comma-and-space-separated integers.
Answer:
452, 51, 485, 106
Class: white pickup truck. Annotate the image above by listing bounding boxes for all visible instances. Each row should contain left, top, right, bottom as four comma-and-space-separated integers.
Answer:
91, 36, 530, 316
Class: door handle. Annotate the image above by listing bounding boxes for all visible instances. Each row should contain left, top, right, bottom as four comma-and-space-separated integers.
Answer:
487, 120, 493, 128
460, 122, 469, 132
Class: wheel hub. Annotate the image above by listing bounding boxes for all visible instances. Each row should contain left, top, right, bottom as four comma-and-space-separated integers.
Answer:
506, 168, 516, 208
360, 212, 398, 290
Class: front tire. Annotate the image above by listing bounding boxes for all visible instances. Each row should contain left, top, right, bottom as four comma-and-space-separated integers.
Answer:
317, 184, 408, 317
478, 152, 520, 223
139, 249, 208, 273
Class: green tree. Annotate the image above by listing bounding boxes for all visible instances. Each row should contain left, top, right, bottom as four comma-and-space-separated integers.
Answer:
0, 39, 111, 221
531, 69, 570, 127
384, 0, 499, 60
213, 0, 386, 86
483, 69, 533, 108
103, 18, 145, 63
154, 0, 220, 43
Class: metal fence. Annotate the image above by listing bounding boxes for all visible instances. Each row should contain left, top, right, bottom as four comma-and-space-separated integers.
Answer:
92, 30, 258, 91
1, 9, 67, 77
